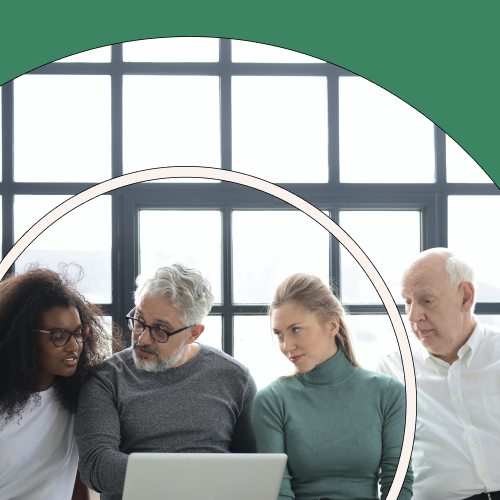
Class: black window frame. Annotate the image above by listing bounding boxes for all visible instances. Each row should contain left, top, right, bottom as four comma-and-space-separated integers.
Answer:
1, 38, 499, 352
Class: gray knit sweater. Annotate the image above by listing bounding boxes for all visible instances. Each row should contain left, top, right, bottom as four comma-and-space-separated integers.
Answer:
75, 344, 257, 500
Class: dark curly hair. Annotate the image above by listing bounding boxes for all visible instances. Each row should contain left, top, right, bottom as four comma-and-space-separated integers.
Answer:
0, 264, 124, 426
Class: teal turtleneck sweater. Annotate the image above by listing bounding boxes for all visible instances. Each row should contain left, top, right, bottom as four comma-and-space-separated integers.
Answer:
252, 348, 413, 500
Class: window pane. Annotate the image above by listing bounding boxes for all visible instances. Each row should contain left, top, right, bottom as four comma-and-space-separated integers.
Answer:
123, 37, 219, 62
123, 76, 220, 179
340, 211, 421, 304
14, 75, 111, 182
233, 316, 294, 390
232, 76, 328, 183
14, 195, 112, 303
448, 196, 500, 302
198, 315, 222, 351
446, 135, 492, 183
99, 316, 114, 358
139, 210, 222, 304
232, 40, 325, 63
233, 211, 330, 303
345, 315, 401, 372
15, 195, 70, 240
477, 316, 500, 331
56, 46, 111, 63
339, 77, 435, 183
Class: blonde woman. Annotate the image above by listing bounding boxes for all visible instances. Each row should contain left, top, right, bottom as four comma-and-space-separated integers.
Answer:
252, 274, 413, 500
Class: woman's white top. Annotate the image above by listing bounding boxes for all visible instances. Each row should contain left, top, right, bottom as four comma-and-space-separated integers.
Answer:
0, 386, 79, 500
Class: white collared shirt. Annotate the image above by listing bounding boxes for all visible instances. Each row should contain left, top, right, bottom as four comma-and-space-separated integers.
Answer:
377, 323, 500, 500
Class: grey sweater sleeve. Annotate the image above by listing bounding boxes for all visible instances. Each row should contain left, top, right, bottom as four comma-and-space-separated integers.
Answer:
229, 371, 258, 453
75, 371, 128, 495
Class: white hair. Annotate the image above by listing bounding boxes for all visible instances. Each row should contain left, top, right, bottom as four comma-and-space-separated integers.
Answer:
402, 249, 477, 311
134, 263, 215, 326
444, 254, 475, 290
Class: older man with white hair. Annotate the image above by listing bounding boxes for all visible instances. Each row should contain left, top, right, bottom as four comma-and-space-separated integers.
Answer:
75, 263, 257, 500
377, 248, 500, 500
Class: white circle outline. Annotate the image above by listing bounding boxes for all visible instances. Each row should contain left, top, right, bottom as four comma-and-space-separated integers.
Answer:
0, 166, 416, 499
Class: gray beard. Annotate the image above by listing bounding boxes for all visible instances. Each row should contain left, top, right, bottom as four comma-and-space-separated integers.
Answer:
132, 337, 188, 372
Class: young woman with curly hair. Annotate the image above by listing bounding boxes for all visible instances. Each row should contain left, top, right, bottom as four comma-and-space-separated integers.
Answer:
0, 265, 123, 500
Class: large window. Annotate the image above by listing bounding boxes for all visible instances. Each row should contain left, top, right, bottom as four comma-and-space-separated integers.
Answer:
1, 38, 498, 389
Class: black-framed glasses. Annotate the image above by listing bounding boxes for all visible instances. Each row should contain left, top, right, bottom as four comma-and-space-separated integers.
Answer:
35, 325, 90, 347
126, 308, 195, 343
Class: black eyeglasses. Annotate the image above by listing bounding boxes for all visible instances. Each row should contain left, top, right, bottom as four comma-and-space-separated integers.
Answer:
126, 308, 195, 343
35, 325, 89, 347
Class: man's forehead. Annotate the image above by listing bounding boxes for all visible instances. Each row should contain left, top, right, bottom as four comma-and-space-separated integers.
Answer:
401, 263, 449, 295
137, 295, 180, 320
401, 284, 439, 296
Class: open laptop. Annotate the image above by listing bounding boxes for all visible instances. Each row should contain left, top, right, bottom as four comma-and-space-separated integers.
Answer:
122, 453, 288, 500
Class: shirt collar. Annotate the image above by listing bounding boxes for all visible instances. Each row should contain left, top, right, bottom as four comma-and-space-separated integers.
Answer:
459, 321, 484, 367
298, 347, 355, 386
418, 320, 484, 370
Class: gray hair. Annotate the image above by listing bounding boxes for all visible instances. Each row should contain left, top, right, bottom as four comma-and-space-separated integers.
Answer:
445, 254, 475, 290
134, 263, 215, 326
404, 248, 476, 309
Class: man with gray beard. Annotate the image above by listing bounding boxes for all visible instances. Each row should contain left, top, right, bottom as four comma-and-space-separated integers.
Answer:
75, 264, 257, 500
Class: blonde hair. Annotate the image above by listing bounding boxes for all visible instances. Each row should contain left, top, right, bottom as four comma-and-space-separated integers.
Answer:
269, 273, 361, 368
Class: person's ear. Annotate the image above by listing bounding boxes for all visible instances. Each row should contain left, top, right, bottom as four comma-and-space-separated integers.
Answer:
460, 281, 475, 313
186, 324, 205, 343
329, 316, 340, 338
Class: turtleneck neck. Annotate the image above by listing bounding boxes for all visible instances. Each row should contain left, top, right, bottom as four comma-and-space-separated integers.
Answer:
297, 348, 355, 386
